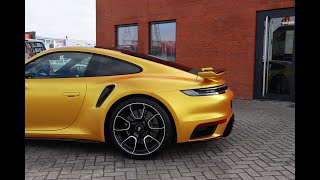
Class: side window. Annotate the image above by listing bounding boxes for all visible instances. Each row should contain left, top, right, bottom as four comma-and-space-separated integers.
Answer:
25, 52, 93, 78
85, 55, 141, 77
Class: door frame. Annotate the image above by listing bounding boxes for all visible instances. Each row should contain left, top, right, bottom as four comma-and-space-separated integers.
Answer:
254, 8, 295, 101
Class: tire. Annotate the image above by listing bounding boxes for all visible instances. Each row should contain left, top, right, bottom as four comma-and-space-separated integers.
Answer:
106, 97, 174, 159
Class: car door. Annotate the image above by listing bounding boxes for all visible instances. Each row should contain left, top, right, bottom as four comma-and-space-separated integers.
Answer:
25, 52, 93, 131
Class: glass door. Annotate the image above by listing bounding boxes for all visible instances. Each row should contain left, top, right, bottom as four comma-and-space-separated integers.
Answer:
254, 8, 295, 101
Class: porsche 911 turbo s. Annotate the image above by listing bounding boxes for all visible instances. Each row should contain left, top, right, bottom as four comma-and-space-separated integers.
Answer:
25, 47, 234, 159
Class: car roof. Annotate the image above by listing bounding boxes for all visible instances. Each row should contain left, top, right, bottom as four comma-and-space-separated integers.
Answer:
25, 46, 122, 64
95, 46, 193, 72
40, 46, 123, 56
26, 46, 194, 72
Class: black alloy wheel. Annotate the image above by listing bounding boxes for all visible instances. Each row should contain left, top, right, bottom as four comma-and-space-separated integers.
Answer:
107, 97, 174, 159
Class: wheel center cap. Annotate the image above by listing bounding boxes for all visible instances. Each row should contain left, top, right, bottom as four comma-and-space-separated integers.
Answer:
135, 123, 145, 134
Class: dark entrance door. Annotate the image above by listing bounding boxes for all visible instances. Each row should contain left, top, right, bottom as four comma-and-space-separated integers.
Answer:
254, 8, 295, 101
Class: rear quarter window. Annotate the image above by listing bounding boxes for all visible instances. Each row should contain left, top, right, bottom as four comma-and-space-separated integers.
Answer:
85, 54, 142, 77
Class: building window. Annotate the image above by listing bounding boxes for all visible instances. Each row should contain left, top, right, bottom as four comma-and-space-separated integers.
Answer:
150, 21, 176, 61
116, 24, 138, 51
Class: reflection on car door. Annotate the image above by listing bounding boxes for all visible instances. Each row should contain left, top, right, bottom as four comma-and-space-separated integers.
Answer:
25, 78, 86, 131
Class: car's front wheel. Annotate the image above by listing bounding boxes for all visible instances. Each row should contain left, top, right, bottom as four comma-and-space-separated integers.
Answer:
107, 97, 174, 159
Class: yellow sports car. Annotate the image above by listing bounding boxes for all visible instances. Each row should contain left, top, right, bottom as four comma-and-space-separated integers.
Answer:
25, 47, 234, 159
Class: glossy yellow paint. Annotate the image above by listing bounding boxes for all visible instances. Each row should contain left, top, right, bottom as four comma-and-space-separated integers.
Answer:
25, 47, 234, 143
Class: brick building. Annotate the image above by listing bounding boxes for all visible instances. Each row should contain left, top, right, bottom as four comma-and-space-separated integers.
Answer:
96, 0, 295, 101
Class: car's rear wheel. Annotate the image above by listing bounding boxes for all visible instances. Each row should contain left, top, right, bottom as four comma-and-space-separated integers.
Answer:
107, 97, 174, 159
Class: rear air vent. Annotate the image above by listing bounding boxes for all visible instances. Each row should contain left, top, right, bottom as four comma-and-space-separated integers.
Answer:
96, 85, 115, 108
190, 125, 218, 139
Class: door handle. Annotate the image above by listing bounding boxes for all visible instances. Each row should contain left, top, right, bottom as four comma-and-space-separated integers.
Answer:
62, 92, 80, 97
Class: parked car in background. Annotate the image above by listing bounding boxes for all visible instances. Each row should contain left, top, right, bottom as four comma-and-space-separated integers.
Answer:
25, 38, 46, 59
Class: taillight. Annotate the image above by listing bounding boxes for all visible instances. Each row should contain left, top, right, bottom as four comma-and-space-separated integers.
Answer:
181, 84, 227, 96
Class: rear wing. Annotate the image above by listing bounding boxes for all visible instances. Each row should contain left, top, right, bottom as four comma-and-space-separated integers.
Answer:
198, 67, 225, 82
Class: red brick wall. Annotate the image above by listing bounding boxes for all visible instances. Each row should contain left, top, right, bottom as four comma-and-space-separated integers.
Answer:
96, 0, 295, 99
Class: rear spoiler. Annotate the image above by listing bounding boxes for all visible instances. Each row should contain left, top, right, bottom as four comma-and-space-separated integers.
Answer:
198, 67, 225, 82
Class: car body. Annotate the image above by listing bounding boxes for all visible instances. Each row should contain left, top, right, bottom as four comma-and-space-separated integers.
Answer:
25, 47, 234, 158
25, 38, 46, 59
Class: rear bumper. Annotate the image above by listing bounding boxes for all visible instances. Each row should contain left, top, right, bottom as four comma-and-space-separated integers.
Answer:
190, 113, 234, 140
155, 88, 234, 143
222, 114, 235, 137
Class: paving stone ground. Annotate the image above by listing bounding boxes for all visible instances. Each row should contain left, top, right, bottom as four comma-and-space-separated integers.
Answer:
25, 99, 295, 180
